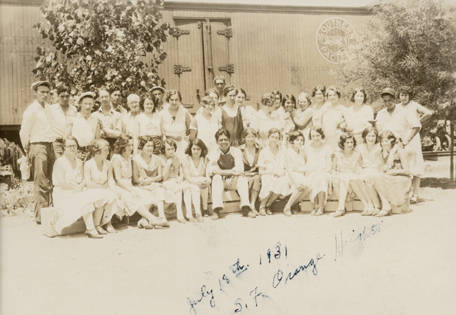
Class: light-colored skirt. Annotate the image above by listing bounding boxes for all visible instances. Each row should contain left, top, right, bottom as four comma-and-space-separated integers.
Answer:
112, 185, 161, 217
259, 174, 291, 199
373, 174, 412, 208
307, 171, 331, 201
53, 187, 117, 233
162, 178, 184, 203
288, 171, 309, 189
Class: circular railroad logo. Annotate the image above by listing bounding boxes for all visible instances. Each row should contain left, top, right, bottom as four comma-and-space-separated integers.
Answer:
316, 17, 357, 64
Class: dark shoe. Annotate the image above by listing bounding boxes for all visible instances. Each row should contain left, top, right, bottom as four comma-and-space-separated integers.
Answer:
241, 205, 252, 216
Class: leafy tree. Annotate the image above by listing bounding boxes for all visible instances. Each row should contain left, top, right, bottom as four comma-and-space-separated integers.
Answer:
33, 0, 171, 96
338, 0, 456, 115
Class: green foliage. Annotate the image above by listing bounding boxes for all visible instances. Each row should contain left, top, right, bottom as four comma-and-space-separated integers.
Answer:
33, 0, 171, 96
338, 0, 456, 112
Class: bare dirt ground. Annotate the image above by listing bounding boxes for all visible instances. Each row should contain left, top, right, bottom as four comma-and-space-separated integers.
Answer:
1, 184, 456, 315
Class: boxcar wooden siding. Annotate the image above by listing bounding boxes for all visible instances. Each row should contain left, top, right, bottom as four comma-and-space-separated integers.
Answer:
1, 2, 369, 124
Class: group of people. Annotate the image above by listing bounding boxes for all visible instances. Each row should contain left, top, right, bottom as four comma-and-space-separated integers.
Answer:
19, 75, 433, 238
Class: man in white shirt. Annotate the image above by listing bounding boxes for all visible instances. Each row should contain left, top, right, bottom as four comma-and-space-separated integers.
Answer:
375, 87, 398, 135
47, 85, 77, 157
19, 80, 54, 224
207, 128, 252, 219
92, 89, 122, 150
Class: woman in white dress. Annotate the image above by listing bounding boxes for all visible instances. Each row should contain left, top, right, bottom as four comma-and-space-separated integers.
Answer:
374, 130, 412, 216
281, 94, 297, 136
283, 131, 309, 216
161, 139, 186, 223
258, 128, 290, 215
132, 136, 166, 226
304, 127, 332, 216
331, 133, 372, 217
256, 93, 280, 146
52, 137, 114, 238
111, 136, 167, 229
239, 128, 261, 216
292, 92, 314, 141
69, 92, 100, 159
159, 90, 191, 158
138, 96, 163, 155
189, 96, 221, 153
321, 86, 347, 151
271, 90, 285, 122
83, 139, 119, 234
309, 86, 327, 129
396, 86, 433, 203
358, 126, 383, 215
344, 88, 374, 144
182, 139, 210, 222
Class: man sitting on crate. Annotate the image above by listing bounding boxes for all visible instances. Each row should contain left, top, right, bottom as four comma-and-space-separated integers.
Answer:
19, 80, 55, 224
207, 128, 253, 219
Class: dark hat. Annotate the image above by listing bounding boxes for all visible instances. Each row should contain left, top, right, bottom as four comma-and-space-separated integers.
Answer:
380, 87, 395, 97
77, 91, 96, 104
31, 80, 51, 91
150, 85, 165, 93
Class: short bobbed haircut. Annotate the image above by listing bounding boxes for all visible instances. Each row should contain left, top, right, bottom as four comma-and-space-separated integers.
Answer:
164, 138, 177, 151
398, 86, 413, 98
309, 127, 326, 140
379, 130, 397, 146
297, 92, 312, 106
338, 133, 357, 150
242, 127, 258, 140
165, 89, 182, 102
326, 86, 341, 98
268, 128, 282, 140
113, 136, 133, 154
138, 136, 156, 151
288, 130, 305, 144
361, 126, 379, 144
90, 139, 109, 156
63, 136, 80, 149
312, 85, 326, 97
271, 90, 283, 103
281, 94, 296, 108
185, 138, 208, 158
350, 88, 368, 104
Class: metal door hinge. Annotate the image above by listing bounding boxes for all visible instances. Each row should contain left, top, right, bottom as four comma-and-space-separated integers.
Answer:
170, 27, 190, 39
217, 28, 232, 39
218, 64, 234, 74
174, 64, 192, 75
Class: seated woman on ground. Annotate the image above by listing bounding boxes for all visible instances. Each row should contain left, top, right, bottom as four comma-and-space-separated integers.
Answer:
161, 139, 186, 223
111, 136, 168, 229
358, 126, 383, 216
182, 138, 210, 222
283, 131, 309, 216
258, 128, 291, 216
132, 136, 167, 227
52, 137, 115, 238
239, 128, 261, 217
83, 139, 120, 234
304, 127, 332, 216
373, 130, 412, 217
331, 133, 372, 217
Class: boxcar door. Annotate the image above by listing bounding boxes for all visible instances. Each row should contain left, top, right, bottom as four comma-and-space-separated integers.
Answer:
205, 19, 233, 89
172, 19, 205, 113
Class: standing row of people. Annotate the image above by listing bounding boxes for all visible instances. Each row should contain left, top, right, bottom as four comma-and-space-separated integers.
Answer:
20, 78, 431, 237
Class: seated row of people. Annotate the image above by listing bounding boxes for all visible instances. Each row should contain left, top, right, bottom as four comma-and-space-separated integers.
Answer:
51, 124, 412, 239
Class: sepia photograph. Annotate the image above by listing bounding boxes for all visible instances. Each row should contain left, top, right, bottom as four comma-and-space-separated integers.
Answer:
1, 0, 456, 314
